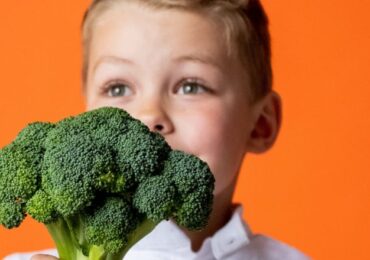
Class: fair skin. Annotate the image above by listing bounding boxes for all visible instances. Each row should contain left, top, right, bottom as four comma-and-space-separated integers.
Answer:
32, 2, 281, 259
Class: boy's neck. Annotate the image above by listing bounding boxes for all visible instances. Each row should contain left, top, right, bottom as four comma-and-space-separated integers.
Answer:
180, 180, 237, 252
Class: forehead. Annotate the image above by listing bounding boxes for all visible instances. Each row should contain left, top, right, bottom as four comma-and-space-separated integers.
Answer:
89, 2, 233, 67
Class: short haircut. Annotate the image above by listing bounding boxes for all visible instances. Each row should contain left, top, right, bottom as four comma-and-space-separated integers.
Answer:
81, 0, 272, 103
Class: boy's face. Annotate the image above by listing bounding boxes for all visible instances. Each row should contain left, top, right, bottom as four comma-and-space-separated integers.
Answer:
85, 2, 256, 195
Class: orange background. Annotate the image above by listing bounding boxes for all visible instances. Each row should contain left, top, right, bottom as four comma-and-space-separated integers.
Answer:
0, 1, 369, 259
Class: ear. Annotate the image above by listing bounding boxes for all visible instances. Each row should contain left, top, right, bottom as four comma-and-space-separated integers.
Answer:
246, 91, 282, 154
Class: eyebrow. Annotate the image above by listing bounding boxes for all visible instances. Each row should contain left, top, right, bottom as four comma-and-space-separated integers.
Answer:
173, 54, 223, 71
92, 56, 134, 74
92, 53, 223, 73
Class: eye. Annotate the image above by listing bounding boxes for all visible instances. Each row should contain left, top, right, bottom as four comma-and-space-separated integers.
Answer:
104, 82, 133, 97
177, 79, 209, 95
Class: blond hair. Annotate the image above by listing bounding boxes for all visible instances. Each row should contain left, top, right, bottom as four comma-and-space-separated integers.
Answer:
81, 0, 272, 103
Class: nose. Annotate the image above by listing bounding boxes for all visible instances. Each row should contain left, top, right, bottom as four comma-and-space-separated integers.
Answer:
133, 97, 174, 135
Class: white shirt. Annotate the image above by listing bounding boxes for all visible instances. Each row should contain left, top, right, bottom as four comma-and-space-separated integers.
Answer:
5, 206, 310, 260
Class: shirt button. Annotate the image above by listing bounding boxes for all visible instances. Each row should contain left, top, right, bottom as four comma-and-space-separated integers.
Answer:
227, 238, 235, 245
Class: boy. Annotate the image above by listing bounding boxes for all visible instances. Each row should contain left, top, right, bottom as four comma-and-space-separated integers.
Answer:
7, 0, 309, 259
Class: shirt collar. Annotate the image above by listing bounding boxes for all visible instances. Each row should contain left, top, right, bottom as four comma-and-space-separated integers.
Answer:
210, 204, 251, 259
131, 217, 192, 251
131, 204, 252, 259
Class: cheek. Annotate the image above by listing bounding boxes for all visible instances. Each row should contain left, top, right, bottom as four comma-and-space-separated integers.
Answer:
177, 108, 248, 194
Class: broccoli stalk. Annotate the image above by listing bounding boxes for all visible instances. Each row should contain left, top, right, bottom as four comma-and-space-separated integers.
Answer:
45, 213, 157, 260
0, 107, 215, 260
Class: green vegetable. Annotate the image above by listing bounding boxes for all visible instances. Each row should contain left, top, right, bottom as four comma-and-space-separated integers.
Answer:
0, 107, 214, 260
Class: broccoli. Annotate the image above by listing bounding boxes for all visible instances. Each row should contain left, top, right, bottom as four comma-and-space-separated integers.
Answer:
0, 107, 215, 260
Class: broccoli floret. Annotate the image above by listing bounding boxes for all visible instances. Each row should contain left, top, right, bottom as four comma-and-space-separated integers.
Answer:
14, 122, 54, 151
115, 120, 171, 185
84, 197, 141, 255
0, 122, 53, 228
133, 174, 178, 222
0, 107, 215, 260
26, 190, 58, 224
0, 200, 25, 229
42, 133, 117, 216
175, 190, 214, 230
162, 150, 215, 230
0, 144, 39, 228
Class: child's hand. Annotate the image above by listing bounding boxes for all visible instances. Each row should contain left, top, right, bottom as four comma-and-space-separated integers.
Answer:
30, 254, 58, 260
